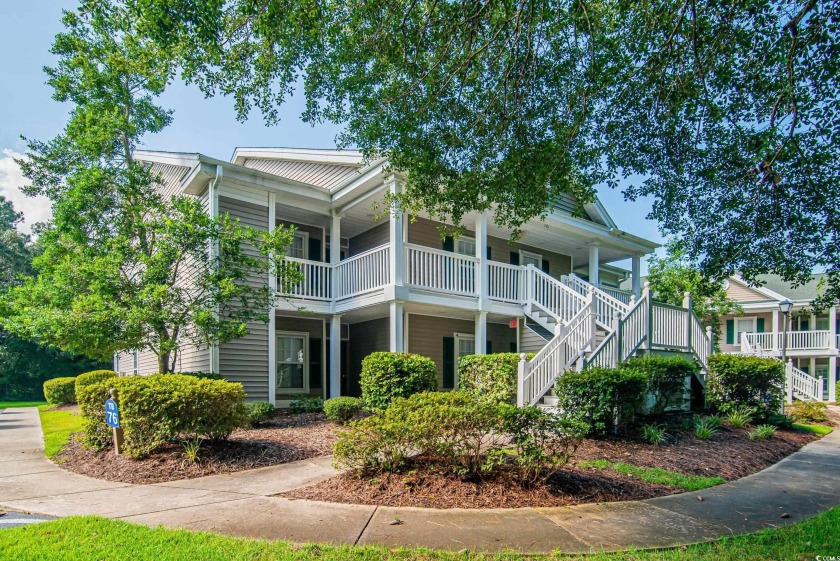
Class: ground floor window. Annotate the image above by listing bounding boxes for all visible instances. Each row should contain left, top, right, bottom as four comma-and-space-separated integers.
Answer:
277, 332, 308, 392
454, 333, 475, 388
735, 317, 755, 344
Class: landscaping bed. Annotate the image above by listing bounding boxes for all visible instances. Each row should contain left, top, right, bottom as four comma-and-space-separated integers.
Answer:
283, 425, 820, 509
54, 409, 339, 484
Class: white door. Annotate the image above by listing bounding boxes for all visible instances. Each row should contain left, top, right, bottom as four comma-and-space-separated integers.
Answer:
276, 332, 308, 393
454, 333, 475, 389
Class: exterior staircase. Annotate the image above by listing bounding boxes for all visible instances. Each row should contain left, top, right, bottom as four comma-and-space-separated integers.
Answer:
516, 271, 714, 408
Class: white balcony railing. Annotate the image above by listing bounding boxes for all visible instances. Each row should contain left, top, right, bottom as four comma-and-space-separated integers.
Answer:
404, 243, 477, 296
742, 330, 835, 353
334, 245, 390, 300
488, 261, 525, 303
282, 258, 332, 301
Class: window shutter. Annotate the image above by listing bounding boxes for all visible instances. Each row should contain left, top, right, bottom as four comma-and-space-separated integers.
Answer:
486, 340, 492, 354
509, 252, 519, 265
756, 318, 765, 333
442, 236, 454, 252
308, 238, 322, 262
509, 341, 517, 353
486, 246, 492, 260
726, 319, 735, 345
309, 338, 322, 389
541, 259, 550, 274
442, 337, 455, 389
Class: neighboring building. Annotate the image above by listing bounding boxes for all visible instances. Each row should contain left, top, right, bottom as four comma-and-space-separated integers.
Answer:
115, 147, 712, 407
719, 274, 837, 402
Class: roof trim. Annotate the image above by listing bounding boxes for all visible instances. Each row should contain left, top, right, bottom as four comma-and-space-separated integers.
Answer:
231, 147, 366, 166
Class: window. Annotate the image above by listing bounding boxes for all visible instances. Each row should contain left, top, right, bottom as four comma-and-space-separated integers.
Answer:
277, 332, 308, 393
519, 249, 542, 268
735, 318, 755, 344
816, 315, 829, 331
287, 232, 309, 259
454, 333, 475, 388
132, 351, 139, 375
455, 237, 476, 256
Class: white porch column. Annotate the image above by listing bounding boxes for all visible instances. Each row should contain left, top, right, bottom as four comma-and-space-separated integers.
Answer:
829, 355, 837, 403
390, 301, 405, 352
329, 314, 343, 398
387, 177, 405, 288
631, 255, 642, 298
588, 243, 600, 287
475, 311, 488, 355
267, 192, 277, 404
830, 305, 837, 350
329, 211, 342, 266
476, 212, 489, 307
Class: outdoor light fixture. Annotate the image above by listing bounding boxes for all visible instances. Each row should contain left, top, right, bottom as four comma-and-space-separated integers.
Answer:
778, 298, 793, 315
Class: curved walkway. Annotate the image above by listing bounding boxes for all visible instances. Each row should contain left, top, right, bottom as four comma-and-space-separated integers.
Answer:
1, 407, 839, 553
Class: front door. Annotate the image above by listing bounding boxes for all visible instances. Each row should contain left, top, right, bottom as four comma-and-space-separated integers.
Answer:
454, 333, 475, 389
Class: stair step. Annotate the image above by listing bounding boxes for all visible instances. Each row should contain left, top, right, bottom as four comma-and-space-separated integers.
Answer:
542, 395, 560, 406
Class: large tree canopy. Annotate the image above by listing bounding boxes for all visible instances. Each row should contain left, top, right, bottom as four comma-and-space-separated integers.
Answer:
128, 0, 839, 302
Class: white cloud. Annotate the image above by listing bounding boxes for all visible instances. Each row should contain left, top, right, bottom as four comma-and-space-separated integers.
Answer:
0, 149, 52, 234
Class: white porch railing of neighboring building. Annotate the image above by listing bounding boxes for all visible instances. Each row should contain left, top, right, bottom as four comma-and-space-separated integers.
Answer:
786, 360, 824, 402
742, 330, 835, 353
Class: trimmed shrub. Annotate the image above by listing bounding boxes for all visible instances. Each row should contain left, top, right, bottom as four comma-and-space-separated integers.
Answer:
43, 377, 77, 405
245, 401, 276, 427
706, 355, 785, 420
360, 352, 438, 411
289, 396, 323, 413
324, 397, 362, 424
554, 367, 647, 435
619, 355, 697, 415
175, 371, 224, 380
77, 374, 247, 458
75, 370, 117, 396
459, 353, 535, 405
788, 401, 828, 423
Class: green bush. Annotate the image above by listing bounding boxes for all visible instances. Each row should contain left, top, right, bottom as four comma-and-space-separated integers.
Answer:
360, 352, 438, 411
77, 374, 247, 458
43, 377, 77, 405
706, 355, 785, 420
289, 395, 323, 413
74, 370, 117, 396
323, 397, 362, 424
554, 367, 647, 435
175, 371, 224, 380
749, 424, 777, 440
498, 405, 586, 484
641, 423, 668, 445
788, 401, 828, 423
245, 401, 275, 427
459, 353, 535, 405
619, 355, 697, 415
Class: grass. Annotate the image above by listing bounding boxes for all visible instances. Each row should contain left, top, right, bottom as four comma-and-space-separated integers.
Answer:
0, 400, 48, 409
578, 459, 725, 492
0, 508, 838, 561
37, 404, 83, 460
794, 423, 834, 436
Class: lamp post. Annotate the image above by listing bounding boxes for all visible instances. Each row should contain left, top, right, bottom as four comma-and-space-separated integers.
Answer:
779, 298, 793, 409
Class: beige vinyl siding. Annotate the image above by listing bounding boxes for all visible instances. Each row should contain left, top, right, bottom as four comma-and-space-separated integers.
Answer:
725, 280, 770, 303
348, 317, 390, 392
218, 196, 270, 400
488, 322, 519, 354
242, 158, 359, 189
408, 315, 475, 383
148, 162, 191, 201
349, 222, 389, 256
520, 321, 548, 354
407, 217, 572, 279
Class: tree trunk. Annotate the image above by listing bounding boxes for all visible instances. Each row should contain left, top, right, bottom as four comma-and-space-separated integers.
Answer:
158, 351, 171, 374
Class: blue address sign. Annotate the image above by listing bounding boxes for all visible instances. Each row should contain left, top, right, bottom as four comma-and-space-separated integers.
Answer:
105, 399, 120, 428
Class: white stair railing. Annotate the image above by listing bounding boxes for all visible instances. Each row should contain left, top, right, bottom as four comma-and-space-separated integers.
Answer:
518, 304, 594, 406
786, 360, 824, 402
560, 273, 629, 328
528, 266, 587, 324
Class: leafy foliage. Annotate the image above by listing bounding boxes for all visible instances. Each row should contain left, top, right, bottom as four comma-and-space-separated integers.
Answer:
646, 247, 742, 345
619, 355, 697, 415
43, 377, 76, 405
554, 367, 647, 436
1, 3, 298, 373
360, 352, 438, 412
74, 370, 117, 396
641, 424, 668, 446
244, 401, 275, 427
706, 355, 785, 420
323, 397, 362, 424
749, 424, 778, 441
288, 396, 324, 414
787, 401, 828, 423
77, 374, 246, 458
694, 417, 718, 441
458, 353, 534, 405
726, 407, 756, 429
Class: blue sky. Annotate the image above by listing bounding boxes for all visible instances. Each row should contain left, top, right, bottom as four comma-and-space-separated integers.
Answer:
0, 0, 666, 271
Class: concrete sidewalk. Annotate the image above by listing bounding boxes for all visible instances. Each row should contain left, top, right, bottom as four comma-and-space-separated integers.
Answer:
1, 407, 838, 553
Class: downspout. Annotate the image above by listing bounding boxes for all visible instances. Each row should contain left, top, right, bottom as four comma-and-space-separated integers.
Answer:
209, 165, 223, 373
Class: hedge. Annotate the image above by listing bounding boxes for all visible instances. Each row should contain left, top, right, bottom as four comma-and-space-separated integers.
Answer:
554, 367, 647, 435
43, 377, 77, 405
619, 355, 698, 415
459, 353, 535, 405
360, 352, 438, 411
77, 374, 247, 458
323, 397, 363, 424
74, 370, 117, 397
706, 354, 785, 420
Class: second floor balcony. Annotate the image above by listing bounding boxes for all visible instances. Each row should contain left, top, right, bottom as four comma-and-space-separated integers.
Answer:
741, 330, 839, 355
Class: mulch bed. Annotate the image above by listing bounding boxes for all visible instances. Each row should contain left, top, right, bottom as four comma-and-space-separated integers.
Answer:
55, 410, 340, 484
283, 425, 821, 509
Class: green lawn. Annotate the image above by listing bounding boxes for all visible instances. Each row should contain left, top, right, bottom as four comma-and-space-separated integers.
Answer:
578, 460, 725, 492
794, 423, 834, 436
37, 404, 83, 460
0, 508, 838, 561
0, 400, 48, 409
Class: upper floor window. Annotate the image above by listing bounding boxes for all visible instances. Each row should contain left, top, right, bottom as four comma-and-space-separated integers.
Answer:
520, 249, 543, 268
455, 237, 476, 256
287, 232, 309, 259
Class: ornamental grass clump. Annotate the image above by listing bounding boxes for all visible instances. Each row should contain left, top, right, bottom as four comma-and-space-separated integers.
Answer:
725, 406, 755, 429
694, 417, 718, 440
749, 424, 777, 441
641, 423, 668, 445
